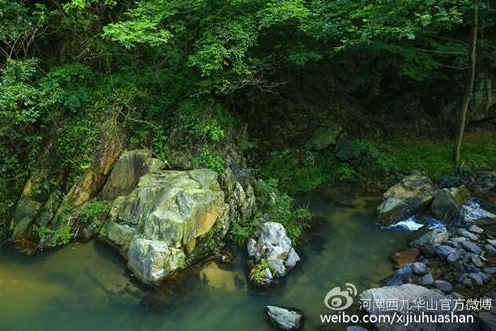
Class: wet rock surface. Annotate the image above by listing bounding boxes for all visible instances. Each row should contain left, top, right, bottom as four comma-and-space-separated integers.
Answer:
247, 222, 300, 286
377, 175, 438, 225
265, 305, 302, 330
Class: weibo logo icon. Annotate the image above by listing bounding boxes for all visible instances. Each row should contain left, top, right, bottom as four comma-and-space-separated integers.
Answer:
323, 283, 357, 311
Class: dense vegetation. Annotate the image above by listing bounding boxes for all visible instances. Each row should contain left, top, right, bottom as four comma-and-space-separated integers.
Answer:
1, 0, 496, 241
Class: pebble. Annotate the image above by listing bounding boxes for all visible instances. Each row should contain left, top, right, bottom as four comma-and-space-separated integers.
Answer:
458, 229, 478, 241
447, 251, 461, 263
487, 239, 496, 246
434, 280, 453, 294
435, 245, 455, 258
469, 225, 484, 234
471, 255, 484, 268
412, 262, 428, 275
421, 273, 434, 286
461, 241, 482, 255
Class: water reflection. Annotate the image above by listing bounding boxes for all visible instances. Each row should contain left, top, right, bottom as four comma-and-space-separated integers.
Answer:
0, 192, 408, 331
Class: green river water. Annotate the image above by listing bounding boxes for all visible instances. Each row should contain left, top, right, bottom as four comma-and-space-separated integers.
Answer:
0, 192, 409, 331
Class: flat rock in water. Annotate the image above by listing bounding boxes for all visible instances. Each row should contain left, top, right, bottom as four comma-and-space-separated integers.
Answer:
484, 267, 496, 275
487, 239, 496, 246
265, 306, 302, 330
377, 175, 437, 225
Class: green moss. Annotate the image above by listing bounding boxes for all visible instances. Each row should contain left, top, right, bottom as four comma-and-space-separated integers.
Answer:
78, 200, 110, 233
249, 260, 275, 284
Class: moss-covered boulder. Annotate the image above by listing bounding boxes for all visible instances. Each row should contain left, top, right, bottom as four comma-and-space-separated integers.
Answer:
103, 168, 228, 285
305, 123, 342, 151
377, 175, 438, 225
431, 186, 470, 223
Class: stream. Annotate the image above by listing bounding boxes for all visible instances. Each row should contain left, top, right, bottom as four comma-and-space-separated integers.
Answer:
0, 191, 410, 331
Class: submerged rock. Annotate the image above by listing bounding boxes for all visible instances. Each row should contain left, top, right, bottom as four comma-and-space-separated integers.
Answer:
431, 186, 469, 223
377, 175, 437, 225
265, 306, 302, 330
248, 222, 299, 286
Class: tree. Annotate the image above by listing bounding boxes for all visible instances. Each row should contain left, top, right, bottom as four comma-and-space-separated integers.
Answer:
453, 0, 480, 172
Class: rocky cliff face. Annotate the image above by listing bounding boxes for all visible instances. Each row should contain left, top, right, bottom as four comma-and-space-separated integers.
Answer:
8, 145, 255, 285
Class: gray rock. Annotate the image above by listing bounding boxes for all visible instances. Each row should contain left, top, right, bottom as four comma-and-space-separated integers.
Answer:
458, 228, 479, 241
461, 241, 483, 255
431, 187, 469, 223
105, 168, 229, 285
451, 237, 468, 248
447, 251, 462, 263
469, 224, 484, 234
285, 248, 300, 268
359, 284, 472, 330
468, 273, 484, 286
102, 149, 159, 200
127, 237, 185, 285
249, 222, 299, 284
486, 245, 496, 256
471, 255, 484, 268
305, 123, 342, 151
412, 262, 429, 275
484, 267, 496, 275
478, 311, 496, 331
487, 239, 496, 246
265, 306, 302, 330
434, 280, 454, 294
105, 221, 136, 249
461, 201, 496, 223
421, 273, 435, 286
377, 175, 437, 225
410, 227, 450, 254
435, 244, 456, 258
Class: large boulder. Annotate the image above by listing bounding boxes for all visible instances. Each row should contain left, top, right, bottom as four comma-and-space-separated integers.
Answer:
431, 186, 470, 223
103, 168, 228, 285
377, 175, 438, 225
305, 123, 342, 151
360, 284, 475, 331
247, 222, 300, 286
